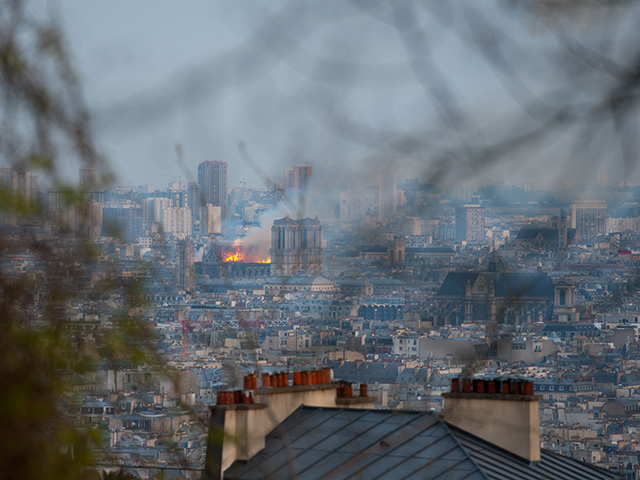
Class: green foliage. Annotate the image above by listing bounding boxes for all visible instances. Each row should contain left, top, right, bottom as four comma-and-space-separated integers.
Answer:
0, 2, 157, 479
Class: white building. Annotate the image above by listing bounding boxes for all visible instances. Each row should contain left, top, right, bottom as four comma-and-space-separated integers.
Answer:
162, 206, 192, 239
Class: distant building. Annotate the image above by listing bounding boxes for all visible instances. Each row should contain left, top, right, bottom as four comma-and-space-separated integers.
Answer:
433, 266, 555, 326
79, 167, 97, 191
515, 215, 574, 249
455, 204, 485, 242
284, 165, 312, 192
270, 217, 322, 276
197, 160, 228, 219
102, 205, 143, 243
162, 206, 192, 239
0, 167, 38, 226
570, 200, 607, 240
378, 167, 397, 221
187, 182, 202, 222
339, 185, 378, 222
199, 204, 222, 235
176, 239, 195, 294
142, 197, 173, 228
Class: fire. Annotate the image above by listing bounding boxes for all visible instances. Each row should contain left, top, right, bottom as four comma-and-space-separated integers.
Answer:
223, 251, 244, 262
221, 246, 270, 263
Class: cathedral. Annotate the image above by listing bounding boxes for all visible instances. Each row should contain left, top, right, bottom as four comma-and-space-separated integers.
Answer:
430, 253, 569, 326
270, 217, 322, 276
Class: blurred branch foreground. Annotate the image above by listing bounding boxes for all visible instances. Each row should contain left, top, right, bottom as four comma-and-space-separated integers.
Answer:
3, 0, 640, 479
0, 2, 173, 479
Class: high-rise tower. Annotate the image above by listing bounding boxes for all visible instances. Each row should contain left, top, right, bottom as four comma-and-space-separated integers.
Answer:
284, 165, 312, 193
455, 205, 485, 242
197, 161, 228, 219
378, 167, 396, 221
79, 168, 97, 191
570, 200, 607, 240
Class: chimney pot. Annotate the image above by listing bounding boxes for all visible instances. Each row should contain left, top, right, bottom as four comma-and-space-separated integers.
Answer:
360, 384, 368, 397
462, 378, 472, 393
473, 379, 485, 393
451, 378, 460, 392
523, 380, 534, 395
487, 379, 497, 393
500, 379, 510, 395
443, 377, 541, 462
511, 380, 522, 395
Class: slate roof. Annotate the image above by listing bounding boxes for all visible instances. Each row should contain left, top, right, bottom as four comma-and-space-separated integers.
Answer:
406, 247, 456, 255
541, 323, 600, 334
224, 406, 621, 480
495, 273, 554, 298
436, 272, 554, 299
515, 227, 577, 243
331, 361, 399, 384
436, 272, 480, 296
516, 227, 560, 240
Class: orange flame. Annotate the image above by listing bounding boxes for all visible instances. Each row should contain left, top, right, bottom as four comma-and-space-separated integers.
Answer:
221, 246, 270, 263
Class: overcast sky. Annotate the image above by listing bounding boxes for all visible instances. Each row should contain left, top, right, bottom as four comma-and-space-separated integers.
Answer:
46, 1, 640, 196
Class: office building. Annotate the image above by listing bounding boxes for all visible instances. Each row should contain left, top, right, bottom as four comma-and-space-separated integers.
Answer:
162, 206, 192, 239
0, 167, 38, 225
284, 165, 312, 192
570, 200, 607, 240
142, 197, 173, 228
102, 205, 143, 243
455, 205, 485, 242
79, 167, 97, 191
339, 185, 378, 222
198, 161, 228, 219
187, 182, 202, 222
200, 204, 222, 235
378, 167, 397, 221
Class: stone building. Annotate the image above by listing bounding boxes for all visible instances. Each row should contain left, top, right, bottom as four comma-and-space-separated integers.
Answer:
270, 217, 322, 276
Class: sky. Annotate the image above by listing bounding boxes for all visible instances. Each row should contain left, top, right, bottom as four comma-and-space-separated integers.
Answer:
41, 1, 640, 197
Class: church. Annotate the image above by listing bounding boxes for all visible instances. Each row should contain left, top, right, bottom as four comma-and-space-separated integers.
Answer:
430, 253, 574, 326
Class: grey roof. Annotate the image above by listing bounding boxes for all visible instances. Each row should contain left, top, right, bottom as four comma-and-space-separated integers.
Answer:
450, 424, 620, 480
225, 407, 483, 480
516, 227, 562, 240
436, 272, 554, 299
225, 406, 621, 480
541, 323, 600, 334
331, 361, 399, 384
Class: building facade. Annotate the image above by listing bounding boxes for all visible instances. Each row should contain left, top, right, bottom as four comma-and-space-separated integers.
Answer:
455, 204, 485, 242
176, 239, 195, 293
570, 200, 607, 240
197, 161, 228, 219
284, 165, 312, 192
270, 217, 322, 276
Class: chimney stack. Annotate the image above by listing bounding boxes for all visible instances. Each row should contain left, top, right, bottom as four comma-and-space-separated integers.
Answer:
203, 369, 374, 479
443, 377, 540, 462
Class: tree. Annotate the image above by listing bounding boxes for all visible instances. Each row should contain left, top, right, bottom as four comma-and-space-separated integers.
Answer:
0, 2, 159, 478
